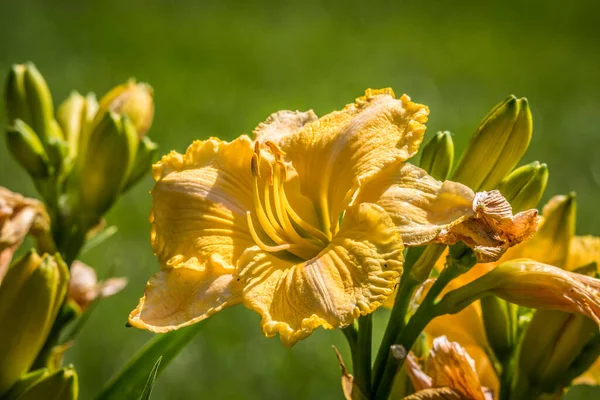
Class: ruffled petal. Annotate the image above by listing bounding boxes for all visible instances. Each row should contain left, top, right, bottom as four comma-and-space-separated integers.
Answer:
128, 259, 242, 332
271, 89, 429, 235
356, 163, 538, 262
406, 336, 491, 400
239, 203, 404, 346
150, 136, 256, 270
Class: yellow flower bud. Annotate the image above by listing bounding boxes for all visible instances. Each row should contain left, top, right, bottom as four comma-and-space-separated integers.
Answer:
78, 113, 138, 218
6, 120, 51, 179
4, 65, 29, 123
514, 310, 597, 397
122, 136, 159, 192
0, 251, 69, 395
533, 194, 577, 268
452, 95, 532, 191
440, 260, 600, 329
56, 92, 85, 156
94, 80, 154, 138
2, 368, 50, 399
18, 365, 78, 400
419, 131, 454, 181
22, 63, 62, 144
496, 161, 549, 213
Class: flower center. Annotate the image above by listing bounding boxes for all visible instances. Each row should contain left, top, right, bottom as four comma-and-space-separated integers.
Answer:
246, 141, 330, 260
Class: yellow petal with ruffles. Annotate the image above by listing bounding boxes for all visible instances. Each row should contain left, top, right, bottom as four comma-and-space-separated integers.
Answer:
150, 136, 256, 270
356, 163, 538, 262
269, 89, 429, 236
238, 203, 404, 346
128, 259, 242, 332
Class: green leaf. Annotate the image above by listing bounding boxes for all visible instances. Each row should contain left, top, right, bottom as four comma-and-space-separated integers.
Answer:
563, 385, 600, 400
139, 357, 162, 400
80, 225, 118, 255
95, 323, 203, 400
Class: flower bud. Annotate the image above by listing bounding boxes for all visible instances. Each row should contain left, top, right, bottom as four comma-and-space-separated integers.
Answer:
68, 260, 127, 312
56, 92, 85, 156
419, 131, 454, 181
123, 136, 159, 192
0, 251, 69, 395
496, 161, 549, 213
93, 80, 154, 138
439, 260, 600, 330
6, 120, 51, 179
452, 95, 532, 191
514, 310, 597, 396
3, 368, 50, 399
4, 65, 29, 123
79, 113, 138, 218
18, 365, 78, 400
533, 194, 577, 268
480, 296, 515, 362
22, 63, 62, 144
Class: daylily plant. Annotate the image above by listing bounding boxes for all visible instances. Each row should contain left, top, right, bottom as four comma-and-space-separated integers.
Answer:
128, 89, 537, 347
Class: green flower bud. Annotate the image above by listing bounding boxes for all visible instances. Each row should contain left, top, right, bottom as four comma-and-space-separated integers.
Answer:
6, 120, 51, 179
56, 92, 86, 157
480, 295, 515, 362
497, 161, 549, 213
123, 136, 159, 192
0, 251, 69, 395
18, 365, 78, 400
514, 310, 597, 397
22, 63, 62, 144
4, 65, 29, 123
79, 113, 138, 218
419, 131, 454, 181
452, 95, 533, 191
93, 80, 154, 138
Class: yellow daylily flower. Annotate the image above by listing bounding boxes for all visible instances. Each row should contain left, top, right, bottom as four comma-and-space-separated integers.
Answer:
129, 89, 537, 345
405, 336, 494, 400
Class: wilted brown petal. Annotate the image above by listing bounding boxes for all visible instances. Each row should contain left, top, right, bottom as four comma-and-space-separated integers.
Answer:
333, 346, 356, 400
68, 261, 127, 310
406, 336, 490, 400
0, 187, 49, 283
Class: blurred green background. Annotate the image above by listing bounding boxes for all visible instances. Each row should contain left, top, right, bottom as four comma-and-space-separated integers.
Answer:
1, 0, 599, 398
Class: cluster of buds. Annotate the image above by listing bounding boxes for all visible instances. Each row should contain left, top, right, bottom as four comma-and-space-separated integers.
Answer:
4, 63, 158, 240
0, 251, 69, 396
0, 64, 151, 399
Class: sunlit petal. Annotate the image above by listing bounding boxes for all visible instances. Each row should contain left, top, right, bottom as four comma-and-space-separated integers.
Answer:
239, 203, 404, 346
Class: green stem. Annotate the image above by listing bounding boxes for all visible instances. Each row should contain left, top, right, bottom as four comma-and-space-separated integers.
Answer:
499, 356, 514, 400
374, 262, 463, 400
356, 314, 373, 397
371, 274, 418, 392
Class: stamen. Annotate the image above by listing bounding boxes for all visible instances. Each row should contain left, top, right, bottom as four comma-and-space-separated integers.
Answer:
273, 161, 323, 252
251, 154, 287, 245
246, 212, 291, 253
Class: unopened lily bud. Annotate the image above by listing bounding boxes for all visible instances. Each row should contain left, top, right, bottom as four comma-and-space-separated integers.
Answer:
4, 65, 29, 123
94, 80, 154, 138
18, 365, 78, 400
56, 92, 85, 156
439, 260, 600, 330
0, 251, 69, 395
419, 131, 454, 181
533, 194, 577, 268
123, 136, 159, 192
3, 368, 50, 399
79, 113, 138, 218
514, 310, 597, 396
22, 63, 62, 144
480, 295, 515, 362
452, 95, 532, 191
497, 161, 549, 213
6, 120, 51, 179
